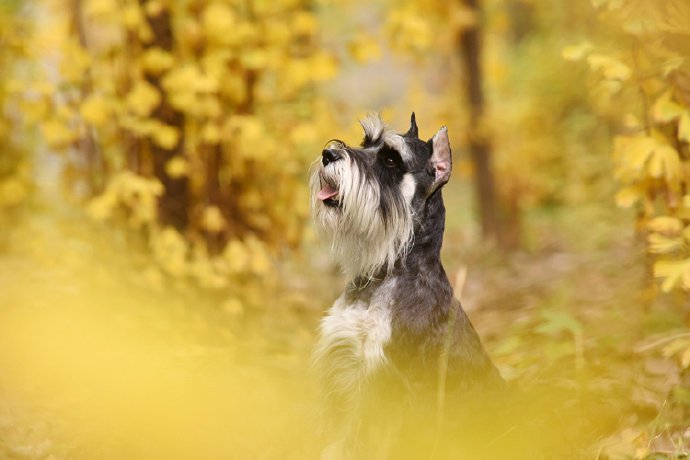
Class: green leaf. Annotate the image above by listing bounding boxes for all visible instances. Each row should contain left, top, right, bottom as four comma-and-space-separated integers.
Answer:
536, 310, 583, 336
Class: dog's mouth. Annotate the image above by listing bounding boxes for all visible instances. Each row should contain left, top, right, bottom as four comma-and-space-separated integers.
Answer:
317, 182, 341, 208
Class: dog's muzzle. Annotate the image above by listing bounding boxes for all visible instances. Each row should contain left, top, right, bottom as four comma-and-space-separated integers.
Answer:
317, 149, 343, 208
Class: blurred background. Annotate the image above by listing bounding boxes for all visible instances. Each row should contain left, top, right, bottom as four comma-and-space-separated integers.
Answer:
1, 0, 690, 458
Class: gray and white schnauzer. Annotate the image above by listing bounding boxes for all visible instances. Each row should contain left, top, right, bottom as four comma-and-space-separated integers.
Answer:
310, 113, 503, 458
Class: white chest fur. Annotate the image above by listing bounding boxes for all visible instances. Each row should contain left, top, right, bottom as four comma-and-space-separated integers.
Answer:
313, 282, 395, 404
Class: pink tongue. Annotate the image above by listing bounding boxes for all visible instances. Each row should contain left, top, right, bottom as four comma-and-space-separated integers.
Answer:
317, 184, 338, 201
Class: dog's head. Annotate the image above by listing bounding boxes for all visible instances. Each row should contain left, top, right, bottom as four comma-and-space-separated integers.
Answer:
310, 113, 452, 279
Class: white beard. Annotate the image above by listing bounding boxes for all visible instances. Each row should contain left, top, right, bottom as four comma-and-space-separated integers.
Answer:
310, 153, 416, 280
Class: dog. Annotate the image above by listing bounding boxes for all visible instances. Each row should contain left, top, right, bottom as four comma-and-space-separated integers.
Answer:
310, 113, 503, 459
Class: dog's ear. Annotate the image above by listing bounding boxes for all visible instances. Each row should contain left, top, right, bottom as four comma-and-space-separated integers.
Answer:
405, 112, 419, 138
427, 126, 452, 195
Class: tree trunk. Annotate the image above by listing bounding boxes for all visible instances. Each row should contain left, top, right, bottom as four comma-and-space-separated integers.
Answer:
141, 3, 189, 232
458, 0, 518, 248
459, 0, 498, 241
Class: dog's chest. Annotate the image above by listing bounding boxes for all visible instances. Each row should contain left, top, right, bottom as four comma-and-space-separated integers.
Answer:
314, 290, 394, 400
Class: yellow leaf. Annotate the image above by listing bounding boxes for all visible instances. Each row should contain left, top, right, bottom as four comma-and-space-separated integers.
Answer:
141, 47, 174, 74
291, 11, 318, 36
654, 259, 690, 292
126, 80, 161, 117
681, 347, 690, 369
615, 187, 640, 208
152, 227, 188, 277
41, 118, 77, 147
202, 2, 236, 44
562, 42, 593, 62
223, 240, 248, 273
202, 124, 220, 144
290, 123, 318, 145
202, 206, 226, 233
20, 98, 48, 124
80, 94, 110, 127
122, 4, 143, 29
150, 123, 180, 149
309, 52, 338, 82
587, 54, 631, 81
84, 0, 118, 17
165, 156, 189, 178
348, 35, 382, 64
647, 217, 683, 234
652, 92, 685, 123
144, 0, 164, 16
0, 178, 27, 207
241, 50, 269, 70
613, 135, 655, 173
648, 144, 681, 182
648, 234, 682, 254
250, 246, 270, 275
59, 40, 90, 83
679, 112, 690, 143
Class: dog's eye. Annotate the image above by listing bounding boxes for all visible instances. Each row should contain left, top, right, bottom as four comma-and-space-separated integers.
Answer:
383, 156, 396, 167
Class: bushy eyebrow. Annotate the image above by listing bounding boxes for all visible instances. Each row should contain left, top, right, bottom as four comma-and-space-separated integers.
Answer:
383, 133, 413, 163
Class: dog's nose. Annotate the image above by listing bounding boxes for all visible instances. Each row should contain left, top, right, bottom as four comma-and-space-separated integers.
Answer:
322, 149, 341, 166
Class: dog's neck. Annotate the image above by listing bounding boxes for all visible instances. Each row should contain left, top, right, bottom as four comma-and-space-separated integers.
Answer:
347, 190, 453, 313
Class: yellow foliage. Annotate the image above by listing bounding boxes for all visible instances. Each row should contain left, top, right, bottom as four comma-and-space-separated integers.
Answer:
587, 54, 631, 81
122, 4, 143, 29
80, 94, 110, 127
201, 206, 226, 233
0, 177, 28, 208
202, 123, 220, 144
87, 171, 163, 228
348, 34, 382, 64
41, 118, 77, 147
654, 259, 690, 292
150, 123, 180, 149
126, 80, 161, 117
290, 11, 318, 36
25, 0, 342, 286
152, 227, 188, 277
20, 98, 48, 124
141, 47, 175, 74
165, 156, 189, 179
223, 240, 249, 274
652, 92, 685, 123
647, 217, 683, 235
561, 42, 593, 62
59, 40, 90, 83
614, 187, 641, 208
679, 112, 690, 143
84, 0, 118, 17
202, 2, 237, 45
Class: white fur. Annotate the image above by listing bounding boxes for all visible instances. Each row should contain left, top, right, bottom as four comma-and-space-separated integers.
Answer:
313, 295, 392, 400
359, 113, 385, 144
312, 278, 398, 460
312, 277, 396, 405
310, 151, 414, 279
399, 173, 416, 204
